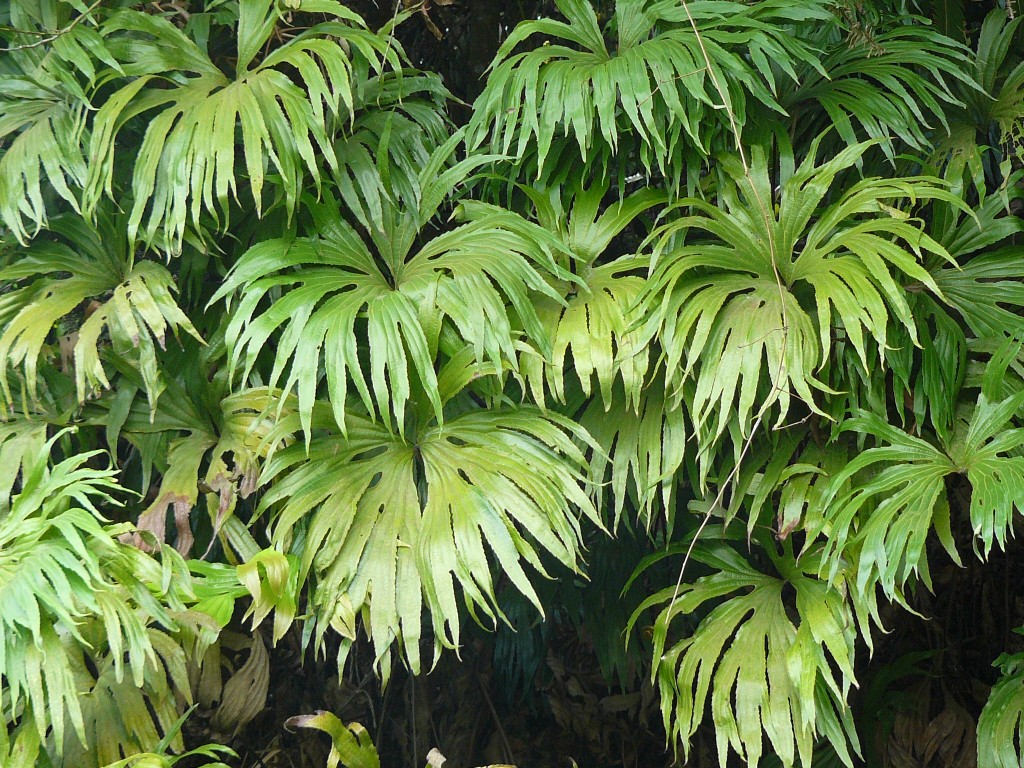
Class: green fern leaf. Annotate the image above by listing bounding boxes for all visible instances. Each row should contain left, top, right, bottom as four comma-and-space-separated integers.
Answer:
213, 143, 568, 438
87, 2, 396, 252
0, 4, 118, 241
642, 140, 958, 458
0, 434, 174, 757
817, 344, 1024, 602
258, 369, 599, 677
0, 213, 202, 413
467, 0, 828, 186
787, 23, 972, 157
629, 539, 860, 767
979, 644, 1024, 768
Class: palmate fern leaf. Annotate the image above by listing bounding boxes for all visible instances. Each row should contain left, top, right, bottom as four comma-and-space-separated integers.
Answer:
816, 346, 1024, 603
467, 0, 828, 187
926, 184, 1024, 339
87, 0, 396, 252
641, 140, 960, 459
0, 213, 201, 412
257, 360, 599, 677
785, 22, 972, 157
628, 539, 860, 767
332, 69, 452, 231
579, 378, 685, 529
515, 182, 664, 408
931, 10, 1024, 195
0, 434, 177, 757
213, 142, 569, 438
0, 723, 40, 768
883, 190, 1022, 436
979, 644, 1024, 768
933, 249, 1024, 339
0, 0, 119, 241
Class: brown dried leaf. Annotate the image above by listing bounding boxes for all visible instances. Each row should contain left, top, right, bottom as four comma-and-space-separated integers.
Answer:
886, 708, 928, 767
922, 701, 976, 768
129, 493, 194, 555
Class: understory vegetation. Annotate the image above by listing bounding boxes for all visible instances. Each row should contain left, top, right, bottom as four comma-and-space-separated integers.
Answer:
2, 0, 1024, 765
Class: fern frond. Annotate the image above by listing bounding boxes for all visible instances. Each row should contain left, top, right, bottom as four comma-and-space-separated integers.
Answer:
87, 2, 397, 253
258, 377, 599, 677
642, 140, 959, 458
0, 435, 177, 757
0, 213, 201, 413
213, 144, 569, 438
817, 346, 1024, 600
467, 0, 828, 188
629, 539, 860, 767
0, 5, 117, 241
787, 22, 972, 157
979, 645, 1024, 768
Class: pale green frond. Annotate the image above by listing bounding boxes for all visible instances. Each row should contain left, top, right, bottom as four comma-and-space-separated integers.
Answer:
58, 626, 193, 767
0, 10, 116, 241
629, 540, 859, 767
0, 417, 48, 507
516, 182, 663, 408
656, 272, 822, 462
931, 10, 1024, 196
94, 700, 235, 768
0, 82, 88, 242
332, 69, 453, 231
236, 550, 299, 645
467, 0, 829, 186
0, 213, 202, 412
87, 3, 397, 253
545, 256, 652, 406
213, 174, 567, 438
714, 431, 846, 542
979, 646, 1024, 768
818, 352, 1024, 600
642, 142, 959, 456
0, 434, 174, 758
0, 723, 41, 768
579, 378, 686, 530
258, 388, 599, 678
787, 24, 972, 157
934, 254, 1024, 338
929, 188, 1024, 338
814, 412, 956, 599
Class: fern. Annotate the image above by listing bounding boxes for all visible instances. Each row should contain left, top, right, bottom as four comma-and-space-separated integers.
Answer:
213, 139, 569, 438
0, 433, 180, 759
785, 22, 972, 158
979, 641, 1024, 768
629, 537, 861, 767
516, 181, 664, 409
86, 1, 397, 252
0, 0, 117, 241
258, 357, 599, 677
467, 0, 829, 189
816, 344, 1024, 603
0, 212, 201, 412
641, 140, 960, 459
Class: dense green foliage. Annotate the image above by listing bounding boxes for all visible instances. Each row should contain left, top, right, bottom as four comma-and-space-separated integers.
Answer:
1, 0, 1023, 765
